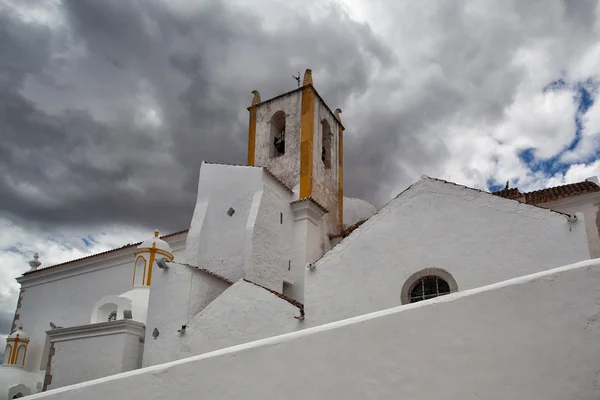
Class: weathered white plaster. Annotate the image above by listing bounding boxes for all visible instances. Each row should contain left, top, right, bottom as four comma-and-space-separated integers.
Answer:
142, 262, 231, 367
184, 162, 297, 292
312, 97, 342, 235
27, 259, 600, 400
145, 280, 302, 364
343, 196, 377, 228
303, 177, 590, 326
253, 91, 302, 189
45, 320, 145, 390
534, 191, 600, 259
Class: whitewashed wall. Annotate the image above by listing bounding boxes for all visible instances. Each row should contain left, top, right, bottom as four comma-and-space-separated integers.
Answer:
27, 259, 600, 400
184, 163, 296, 292
14, 232, 186, 375
46, 321, 144, 390
145, 280, 302, 364
536, 192, 600, 258
142, 262, 230, 367
304, 177, 590, 326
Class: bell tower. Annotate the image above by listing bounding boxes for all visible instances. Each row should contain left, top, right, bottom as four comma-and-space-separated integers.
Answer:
247, 69, 345, 234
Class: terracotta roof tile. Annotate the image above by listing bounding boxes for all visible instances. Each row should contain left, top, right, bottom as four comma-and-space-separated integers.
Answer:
523, 181, 600, 204
492, 188, 523, 200
23, 229, 189, 276
181, 263, 234, 284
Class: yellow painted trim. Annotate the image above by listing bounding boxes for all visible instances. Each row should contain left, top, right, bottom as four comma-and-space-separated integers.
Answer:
300, 85, 315, 198
248, 105, 257, 166
133, 248, 173, 259
146, 249, 157, 286
338, 124, 344, 231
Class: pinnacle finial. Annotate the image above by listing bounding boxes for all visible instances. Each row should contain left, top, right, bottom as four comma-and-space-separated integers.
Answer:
303, 69, 313, 86
28, 253, 41, 271
251, 90, 261, 106
335, 108, 342, 122
154, 230, 159, 238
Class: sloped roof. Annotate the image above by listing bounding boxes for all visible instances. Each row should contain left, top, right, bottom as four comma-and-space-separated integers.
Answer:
493, 180, 600, 205
23, 229, 189, 275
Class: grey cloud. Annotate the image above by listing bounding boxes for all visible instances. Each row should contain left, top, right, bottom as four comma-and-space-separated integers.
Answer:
0, 0, 394, 233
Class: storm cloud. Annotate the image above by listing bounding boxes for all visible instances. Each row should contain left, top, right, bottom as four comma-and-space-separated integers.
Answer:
0, 0, 599, 332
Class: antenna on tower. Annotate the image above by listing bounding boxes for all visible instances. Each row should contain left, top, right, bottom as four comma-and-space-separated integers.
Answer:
292, 72, 301, 87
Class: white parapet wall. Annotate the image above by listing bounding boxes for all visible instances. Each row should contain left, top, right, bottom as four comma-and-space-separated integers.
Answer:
29, 259, 600, 399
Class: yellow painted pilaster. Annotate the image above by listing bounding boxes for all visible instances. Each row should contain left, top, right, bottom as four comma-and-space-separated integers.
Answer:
146, 248, 156, 286
248, 106, 257, 166
300, 85, 315, 198
338, 125, 344, 230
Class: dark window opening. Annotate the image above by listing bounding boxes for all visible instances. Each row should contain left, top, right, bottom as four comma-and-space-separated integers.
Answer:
270, 111, 286, 157
409, 276, 451, 303
280, 212, 283, 224
321, 119, 332, 169
108, 311, 117, 322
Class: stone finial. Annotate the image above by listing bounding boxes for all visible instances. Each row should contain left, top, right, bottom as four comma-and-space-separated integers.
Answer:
154, 230, 160, 237
251, 90, 261, 106
303, 69, 313, 86
28, 253, 41, 271
334, 108, 342, 122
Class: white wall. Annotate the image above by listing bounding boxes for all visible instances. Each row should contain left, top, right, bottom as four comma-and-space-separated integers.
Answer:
145, 280, 302, 363
14, 233, 187, 375
536, 192, 600, 258
28, 259, 600, 400
142, 262, 230, 367
304, 177, 590, 326
45, 321, 144, 390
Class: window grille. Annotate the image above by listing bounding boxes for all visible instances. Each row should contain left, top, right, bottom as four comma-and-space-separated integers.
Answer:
108, 311, 117, 322
409, 276, 451, 303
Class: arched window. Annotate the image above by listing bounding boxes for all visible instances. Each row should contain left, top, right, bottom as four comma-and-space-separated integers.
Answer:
13, 393, 24, 398
321, 119, 332, 169
133, 256, 146, 287
270, 111, 286, 157
400, 268, 458, 305
409, 276, 450, 303
108, 311, 118, 322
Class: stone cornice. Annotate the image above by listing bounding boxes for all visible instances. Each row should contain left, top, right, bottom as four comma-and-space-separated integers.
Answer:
46, 320, 145, 343
291, 198, 327, 224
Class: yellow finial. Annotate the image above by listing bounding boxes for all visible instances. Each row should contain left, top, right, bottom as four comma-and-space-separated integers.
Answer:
251, 90, 261, 106
18, 325, 23, 331
335, 108, 342, 122
303, 69, 313, 86
154, 230, 159, 237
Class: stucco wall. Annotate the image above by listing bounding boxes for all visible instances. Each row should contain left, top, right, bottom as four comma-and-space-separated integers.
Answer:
145, 280, 302, 364
184, 162, 264, 282
253, 92, 302, 189
142, 263, 230, 367
14, 232, 187, 375
304, 177, 590, 326
28, 259, 600, 400
45, 321, 144, 390
536, 192, 600, 259
312, 99, 341, 235
249, 181, 295, 291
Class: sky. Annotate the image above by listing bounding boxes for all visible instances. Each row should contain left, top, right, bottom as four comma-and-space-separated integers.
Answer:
0, 0, 599, 343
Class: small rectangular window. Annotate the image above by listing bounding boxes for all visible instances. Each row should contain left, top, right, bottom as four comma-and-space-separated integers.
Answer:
280, 212, 283, 224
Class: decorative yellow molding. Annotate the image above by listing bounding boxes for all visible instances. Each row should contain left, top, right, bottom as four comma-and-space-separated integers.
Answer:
5, 326, 29, 367
303, 69, 313, 86
251, 90, 261, 105
300, 83, 315, 198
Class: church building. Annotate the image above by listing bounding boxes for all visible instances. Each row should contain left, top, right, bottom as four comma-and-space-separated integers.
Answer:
2, 70, 600, 399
